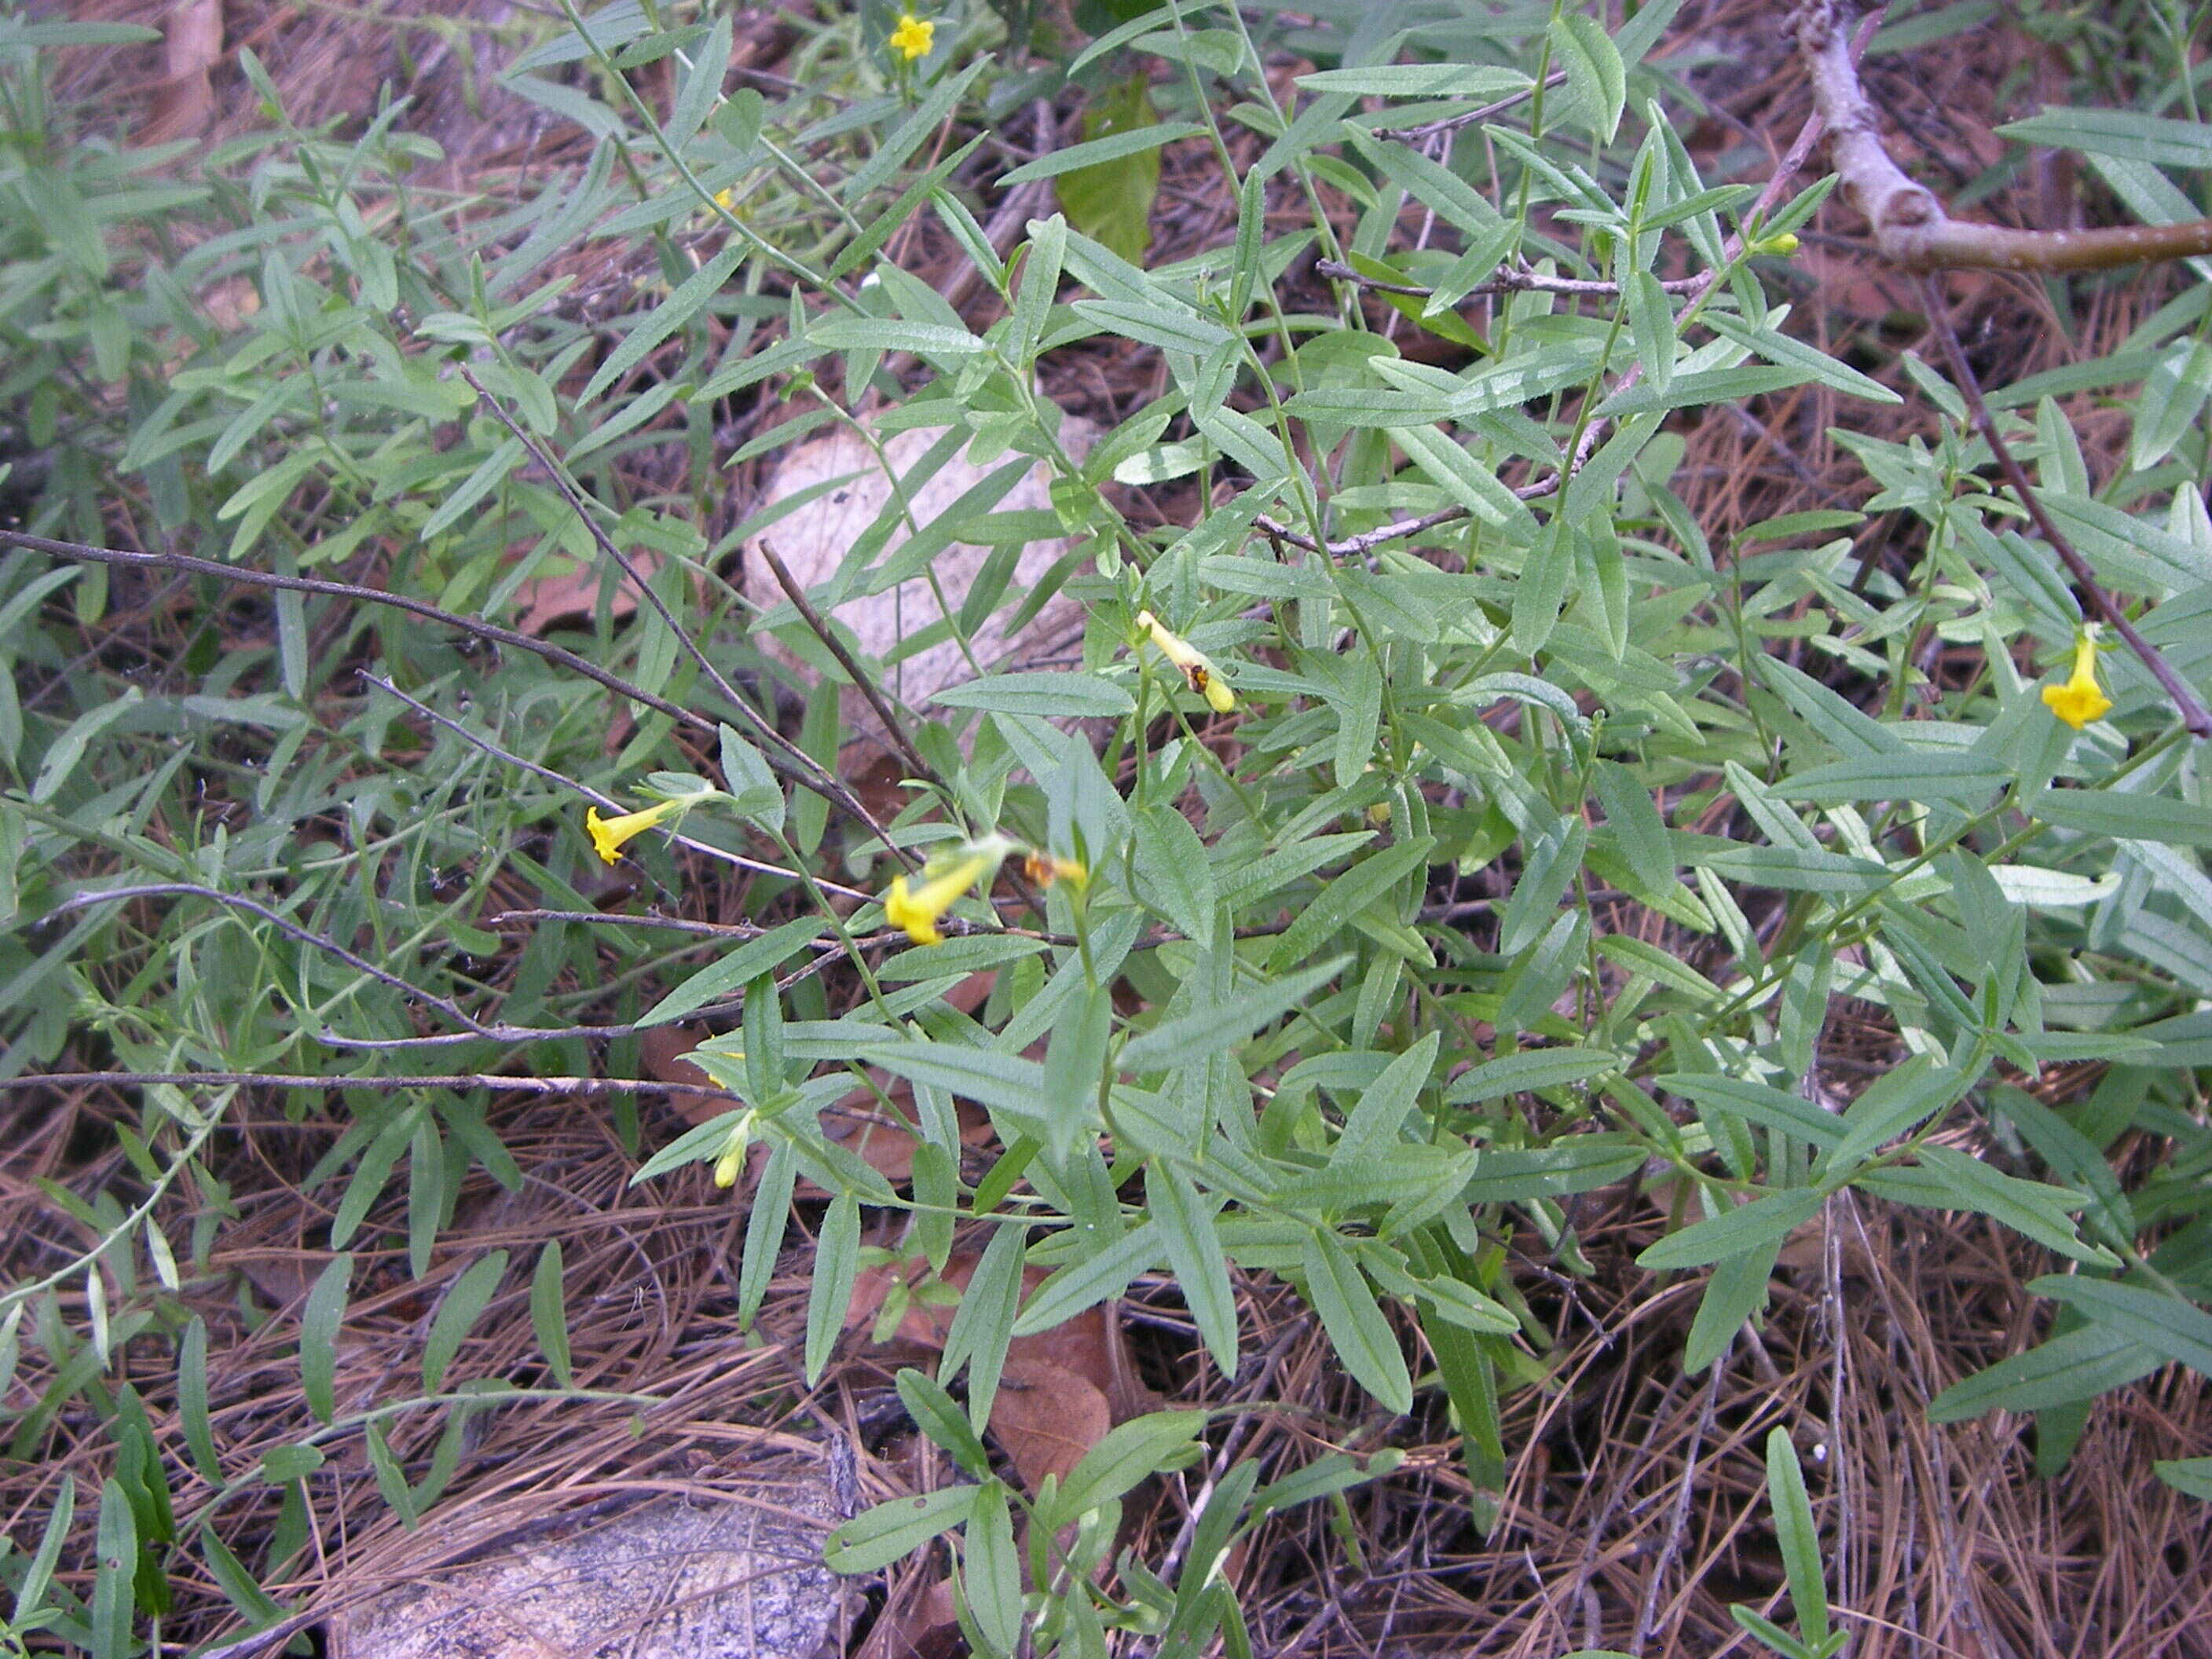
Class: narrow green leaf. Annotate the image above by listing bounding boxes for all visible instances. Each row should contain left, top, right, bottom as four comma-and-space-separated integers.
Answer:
830, 136, 983, 281
198, 1519, 287, 1625
1998, 105, 2212, 170
1551, 9, 1625, 141
1595, 933, 1723, 1000
1051, 1410, 1208, 1525
1302, 1227, 1412, 1414
1447, 1046, 1614, 1105
1894, 1146, 2100, 1263
1638, 1188, 1824, 1271
2152, 1456, 2212, 1500
1625, 270, 1675, 394
1683, 1232, 1782, 1374
2027, 1275, 2212, 1377
580, 244, 742, 405
1296, 63, 1529, 96
1777, 750, 2011, 807
808, 317, 985, 357
738, 1141, 796, 1328
301, 1254, 350, 1425
1666, 1075, 1844, 1150
1767, 1427, 1829, 1645
860, 1042, 1050, 1133
12, 1474, 71, 1628
1265, 837, 1435, 973
530, 1240, 573, 1390
1122, 958, 1346, 1072
841, 59, 989, 203
1511, 515, 1573, 654
178, 1319, 222, 1483
826, 1486, 977, 1574
2037, 791, 2212, 848
1729, 1606, 1821, 1659
1133, 806, 1218, 950
1332, 1031, 1441, 1164
1149, 1163, 1240, 1379
1003, 123, 1207, 184
1459, 1139, 1645, 1203
255, 1443, 325, 1484
942, 1221, 1027, 1430
931, 672, 1134, 717
423, 1250, 508, 1394
1819, 1057, 1963, 1177
965, 1480, 1022, 1658
364, 1419, 419, 1529
806, 1193, 861, 1385
91, 1478, 137, 1659
1927, 1323, 2159, 1422
1703, 311, 1902, 405
643, 916, 826, 1027
897, 1368, 991, 1476
1395, 423, 1540, 533
1012, 1221, 1160, 1336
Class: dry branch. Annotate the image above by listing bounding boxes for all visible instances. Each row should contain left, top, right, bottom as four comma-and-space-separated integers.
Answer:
1796, 0, 2212, 272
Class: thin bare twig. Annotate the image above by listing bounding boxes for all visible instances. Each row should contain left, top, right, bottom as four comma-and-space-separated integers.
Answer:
1917, 274, 2212, 738
46, 883, 500, 1034
1317, 258, 1706, 300
756, 539, 939, 788
455, 368, 916, 863
1373, 66, 1569, 147
0, 1071, 726, 1097
361, 672, 865, 897
1798, 0, 2212, 271
0, 529, 716, 741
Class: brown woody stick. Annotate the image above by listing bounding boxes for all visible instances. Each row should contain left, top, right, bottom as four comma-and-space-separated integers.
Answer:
1797, 0, 2212, 272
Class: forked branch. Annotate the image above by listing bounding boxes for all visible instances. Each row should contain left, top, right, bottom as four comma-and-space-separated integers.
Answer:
1797, 0, 2212, 272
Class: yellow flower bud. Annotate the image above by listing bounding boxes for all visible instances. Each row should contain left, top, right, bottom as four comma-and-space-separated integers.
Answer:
712, 1111, 756, 1188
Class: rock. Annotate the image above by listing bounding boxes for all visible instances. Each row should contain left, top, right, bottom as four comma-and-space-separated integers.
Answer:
744, 418, 1097, 755
331, 1476, 844, 1659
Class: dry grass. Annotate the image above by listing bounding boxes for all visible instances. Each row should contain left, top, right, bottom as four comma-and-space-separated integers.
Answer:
6, 0, 2210, 1655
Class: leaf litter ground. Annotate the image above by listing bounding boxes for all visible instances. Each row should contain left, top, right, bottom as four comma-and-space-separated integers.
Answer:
8, 0, 2212, 1654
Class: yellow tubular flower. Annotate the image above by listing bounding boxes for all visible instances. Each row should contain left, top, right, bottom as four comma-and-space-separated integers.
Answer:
884, 853, 991, 946
587, 799, 685, 865
1136, 610, 1236, 715
1024, 851, 1089, 890
2042, 634, 2113, 731
889, 13, 934, 59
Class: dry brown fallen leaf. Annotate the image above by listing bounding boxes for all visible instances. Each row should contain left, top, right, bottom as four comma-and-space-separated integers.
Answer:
852, 1569, 958, 1659
845, 1253, 1161, 1498
989, 1357, 1115, 1493
510, 548, 664, 638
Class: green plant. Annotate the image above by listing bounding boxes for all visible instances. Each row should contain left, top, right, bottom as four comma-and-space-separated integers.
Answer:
5, 0, 2212, 1653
